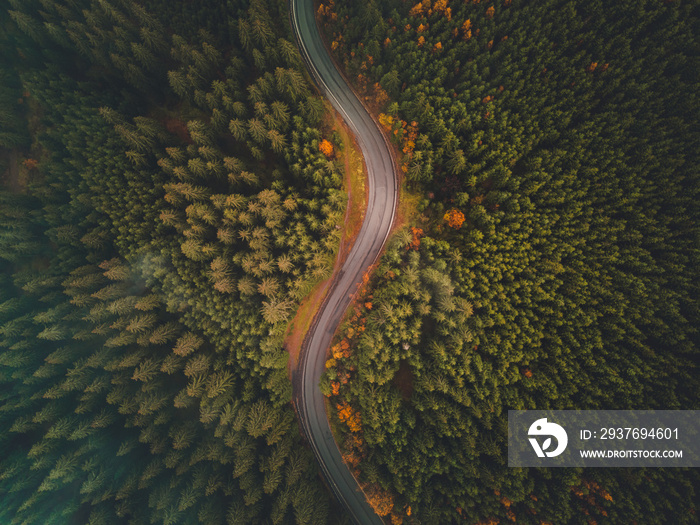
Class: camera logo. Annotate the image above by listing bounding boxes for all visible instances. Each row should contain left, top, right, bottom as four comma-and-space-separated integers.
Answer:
528, 418, 568, 458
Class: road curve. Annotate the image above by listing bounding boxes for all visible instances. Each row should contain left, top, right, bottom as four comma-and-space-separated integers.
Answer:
289, 1, 397, 523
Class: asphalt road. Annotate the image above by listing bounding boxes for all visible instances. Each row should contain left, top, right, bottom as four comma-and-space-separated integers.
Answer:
289, 1, 397, 523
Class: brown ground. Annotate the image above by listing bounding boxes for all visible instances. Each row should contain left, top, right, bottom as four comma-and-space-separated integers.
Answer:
283, 101, 369, 375
286, 5, 426, 381
315, 0, 424, 236
0, 150, 22, 192
287, 3, 424, 381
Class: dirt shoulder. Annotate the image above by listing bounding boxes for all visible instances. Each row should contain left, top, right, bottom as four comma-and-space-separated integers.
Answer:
283, 101, 369, 374
285, 5, 425, 376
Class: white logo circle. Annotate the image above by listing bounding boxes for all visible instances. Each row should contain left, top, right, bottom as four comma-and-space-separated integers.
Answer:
528, 418, 568, 457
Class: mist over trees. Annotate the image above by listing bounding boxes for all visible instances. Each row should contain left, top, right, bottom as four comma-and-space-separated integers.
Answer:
0, 0, 351, 523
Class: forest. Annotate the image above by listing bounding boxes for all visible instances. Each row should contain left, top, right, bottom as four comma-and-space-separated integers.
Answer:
318, 0, 700, 523
0, 0, 351, 523
2, 0, 699, 524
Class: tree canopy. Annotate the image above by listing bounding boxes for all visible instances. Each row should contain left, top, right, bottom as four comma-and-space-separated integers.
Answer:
320, 0, 699, 523
0, 0, 351, 523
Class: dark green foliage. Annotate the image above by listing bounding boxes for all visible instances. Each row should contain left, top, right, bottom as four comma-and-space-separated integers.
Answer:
0, 0, 342, 523
0, 70, 29, 149
321, 0, 699, 523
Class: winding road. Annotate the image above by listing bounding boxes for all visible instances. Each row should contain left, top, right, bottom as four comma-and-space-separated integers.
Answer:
289, 1, 397, 523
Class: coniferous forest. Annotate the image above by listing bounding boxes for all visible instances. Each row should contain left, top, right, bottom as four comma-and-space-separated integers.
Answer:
1, 0, 698, 524
317, 0, 700, 523
0, 0, 347, 523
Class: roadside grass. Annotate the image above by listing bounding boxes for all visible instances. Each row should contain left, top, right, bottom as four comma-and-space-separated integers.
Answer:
395, 180, 423, 231
331, 100, 367, 244
284, 275, 333, 370
283, 99, 368, 373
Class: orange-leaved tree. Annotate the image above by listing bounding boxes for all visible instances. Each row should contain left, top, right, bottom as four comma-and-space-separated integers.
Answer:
444, 209, 465, 228
319, 139, 334, 157
337, 401, 361, 432
409, 227, 423, 249
364, 484, 394, 516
